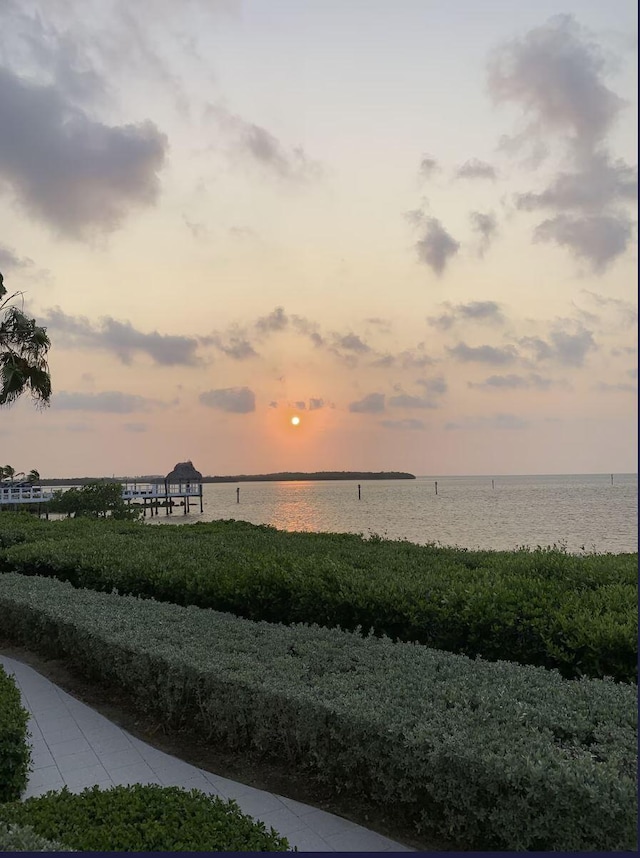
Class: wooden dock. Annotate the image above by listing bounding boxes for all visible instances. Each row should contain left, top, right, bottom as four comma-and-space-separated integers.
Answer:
0, 482, 203, 516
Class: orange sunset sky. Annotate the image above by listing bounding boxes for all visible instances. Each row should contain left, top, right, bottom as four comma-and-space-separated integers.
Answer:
0, 0, 637, 477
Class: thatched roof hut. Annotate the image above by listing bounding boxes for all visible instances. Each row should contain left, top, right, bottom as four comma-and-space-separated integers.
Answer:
165, 461, 203, 492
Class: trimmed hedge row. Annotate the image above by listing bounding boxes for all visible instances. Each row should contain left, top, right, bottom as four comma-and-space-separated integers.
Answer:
0, 572, 636, 851
0, 514, 636, 681
0, 785, 291, 852
0, 663, 31, 802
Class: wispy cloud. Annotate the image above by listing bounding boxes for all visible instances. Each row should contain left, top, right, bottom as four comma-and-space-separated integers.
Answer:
54, 391, 167, 413
428, 300, 504, 330
348, 392, 385, 414
448, 342, 518, 365
415, 217, 460, 276
199, 387, 256, 413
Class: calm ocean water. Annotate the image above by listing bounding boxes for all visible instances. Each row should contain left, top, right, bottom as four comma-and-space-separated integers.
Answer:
152, 473, 638, 554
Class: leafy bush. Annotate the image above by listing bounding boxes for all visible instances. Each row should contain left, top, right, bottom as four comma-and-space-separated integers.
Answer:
47, 482, 141, 520
0, 663, 31, 802
0, 785, 291, 852
0, 572, 636, 851
0, 514, 636, 680
0, 822, 74, 851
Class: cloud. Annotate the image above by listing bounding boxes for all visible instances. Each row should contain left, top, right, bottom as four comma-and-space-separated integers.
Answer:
199, 386, 255, 413
0, 243, 32, 272
533, 212, 633, 272
415, 217, 460, 275
428, 300, 504, 330
445, 413, 529, 431
515, 151, 637, 212
332, 332, 371, 353
294, 400, 306, 410
309, 398, 324, 410
448, 342, 518, 365
469, 211, 499, 256
455, 159, 497, 180
417, 375, 448, 395
291, 315, 325, 347
123, 422, 147, 432
0, 66, 167, 239
468, 373, 555, 390
419, 155, 439, 179
487, 15, 624, 153
255, 306, 289, 334
43, 309, 201, 366
348, 392, 385, 414
519, 326, 596, 367
388, 393, 438, 409
207, 104, 322, 182
54, 391, 166, 413
380, 418, 427, 431
487, 15, 635, 272
213, 336, 258, 360
596, 382, 637, 393
582, 291, 637, 328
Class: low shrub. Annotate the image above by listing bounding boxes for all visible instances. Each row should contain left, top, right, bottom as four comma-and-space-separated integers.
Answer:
0, 784, 291, 852
0, 822, 74, 851
0, 663, 31, 802
0, 514, 636, 680
0, 572, 636, 851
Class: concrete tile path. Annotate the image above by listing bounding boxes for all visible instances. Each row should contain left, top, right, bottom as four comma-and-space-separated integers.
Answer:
1, 655, 413, 852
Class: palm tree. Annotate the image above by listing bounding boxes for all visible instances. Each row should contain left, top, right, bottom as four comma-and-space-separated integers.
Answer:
0, 271, 51, 408
27, 469, 41, 484
1, 465, 15, 484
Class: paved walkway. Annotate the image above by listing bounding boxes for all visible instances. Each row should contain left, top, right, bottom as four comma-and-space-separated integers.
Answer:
1, 655, 412, 852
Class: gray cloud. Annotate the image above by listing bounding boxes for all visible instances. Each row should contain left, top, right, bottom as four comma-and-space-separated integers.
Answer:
429, 300, 504, 330
213, 336, 258, 360
469, 211, 499, 256
519, 327, 596, 367
533, 213, 633, 272
597, 381, 637, 393
291, 315, 325, 347
55, 391, 166, 413
417, 375, 448, 395
0, 66, 167, 239
387, 393, 437, 409
0, 243, 32, 272
487, 15, 635, 272
44, 309, 201, 366
380, 418, 427, 431
415, 217, 460, 275
487, 15, 624, 153
256, 307, 289, 334
456, 159, 497, 180
123, 422, 147, 432
419, 156, 439, 179
199, 387, 256, 413
348, 392, 385, 414
294, 400, 306, 410
309, 398, 324, 410
207, 104, 322, 182
446, 413, 529, 431
448, 342, 518, 365
468, 373, 555, 390
516, 152, 637, 212
582, 291, 638, 328
332, 332, 371, 354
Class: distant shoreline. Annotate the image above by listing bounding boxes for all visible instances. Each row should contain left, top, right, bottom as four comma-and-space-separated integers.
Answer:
36, 471, 416, 486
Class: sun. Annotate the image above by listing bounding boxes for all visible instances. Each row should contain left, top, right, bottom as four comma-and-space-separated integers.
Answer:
291, 416, 301, 426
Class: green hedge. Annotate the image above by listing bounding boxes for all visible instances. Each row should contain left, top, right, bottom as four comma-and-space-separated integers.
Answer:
0, 572, 636, 851
0, 785, 291, 852
0, 515, 636, 680
0, 663, 31, 802
0, 823, 74, 851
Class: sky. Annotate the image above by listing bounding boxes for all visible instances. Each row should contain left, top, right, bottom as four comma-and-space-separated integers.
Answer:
0, 0, 637, 478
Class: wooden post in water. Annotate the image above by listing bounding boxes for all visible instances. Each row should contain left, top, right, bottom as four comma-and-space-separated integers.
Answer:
236, 487, 240, 504
492, 479, 494, 490
611, 474, 614, 485
199, 484, 203, 513
434, 480, 438, 495
358, 484, 361, 500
